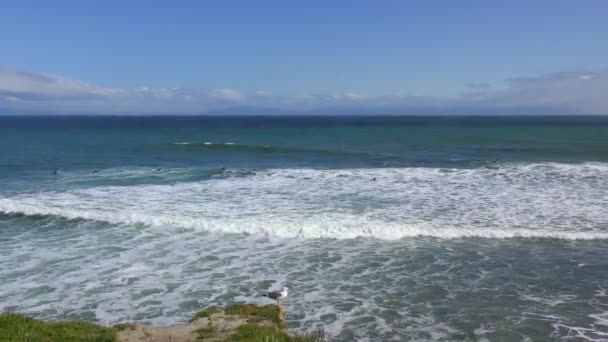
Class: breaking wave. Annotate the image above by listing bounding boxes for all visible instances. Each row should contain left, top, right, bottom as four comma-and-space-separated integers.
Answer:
1, 162, 607, 240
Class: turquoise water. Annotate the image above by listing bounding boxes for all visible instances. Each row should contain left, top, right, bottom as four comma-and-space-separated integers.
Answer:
1, 116, 607, 340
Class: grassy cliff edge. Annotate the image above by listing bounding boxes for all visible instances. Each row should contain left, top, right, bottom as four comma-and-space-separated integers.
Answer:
0, 304, 322, 342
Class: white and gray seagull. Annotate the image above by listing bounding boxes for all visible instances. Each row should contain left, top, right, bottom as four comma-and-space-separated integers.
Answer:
261, 286, 288, 305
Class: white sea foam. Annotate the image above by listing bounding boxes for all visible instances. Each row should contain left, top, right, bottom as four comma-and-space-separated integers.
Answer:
173, 141, 236, 146
0, 214, 606, 340
2, 162, 608, 340
1, 163, 607, 240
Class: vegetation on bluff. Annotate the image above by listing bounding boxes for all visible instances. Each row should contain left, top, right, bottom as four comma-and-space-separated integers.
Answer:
0, 313, 116, 342
0, 304, 323, 342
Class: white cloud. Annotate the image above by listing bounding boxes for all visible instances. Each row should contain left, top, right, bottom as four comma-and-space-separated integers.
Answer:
334, 92, 369, 101
208, 88, 243, 102
0, 69, 122, 101
134, 86, 180, 99
1, 68, 608, 114
254, 90, 272, 96
463, 70, 608, 113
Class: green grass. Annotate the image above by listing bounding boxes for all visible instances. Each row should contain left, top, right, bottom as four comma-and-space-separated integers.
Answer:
191, 306, 222, 322
224, 304, 283, 326
1, 306, 323, 342
224, 324, 322, 342
0, 313, 116, 342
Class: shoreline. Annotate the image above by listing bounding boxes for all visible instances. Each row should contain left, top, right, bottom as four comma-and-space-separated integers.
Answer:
0, 304, 323, 342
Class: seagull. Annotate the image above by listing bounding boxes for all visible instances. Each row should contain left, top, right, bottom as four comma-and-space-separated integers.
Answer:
261, 287, 288, 305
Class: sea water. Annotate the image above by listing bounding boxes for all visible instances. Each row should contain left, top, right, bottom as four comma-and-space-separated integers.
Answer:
0, 116, 607, 341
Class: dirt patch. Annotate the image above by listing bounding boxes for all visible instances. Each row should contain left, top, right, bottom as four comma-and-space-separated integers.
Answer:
116, 305, 286, 342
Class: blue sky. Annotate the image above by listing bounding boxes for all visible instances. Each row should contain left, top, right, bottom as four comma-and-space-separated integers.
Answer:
1, 0, 607, 114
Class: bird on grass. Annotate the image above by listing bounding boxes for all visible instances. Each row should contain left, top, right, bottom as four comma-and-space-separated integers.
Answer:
261, 287, 288, 305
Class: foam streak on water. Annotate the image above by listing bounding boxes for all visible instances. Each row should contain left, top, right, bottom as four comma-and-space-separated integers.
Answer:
1, 163, 607, 240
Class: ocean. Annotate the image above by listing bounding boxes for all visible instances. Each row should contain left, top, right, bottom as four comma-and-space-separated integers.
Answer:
0, 115, 607, 341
